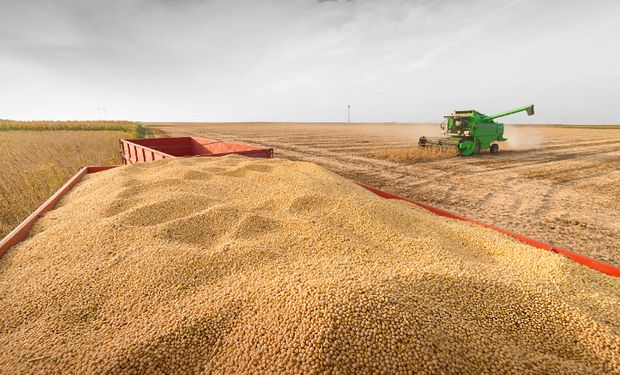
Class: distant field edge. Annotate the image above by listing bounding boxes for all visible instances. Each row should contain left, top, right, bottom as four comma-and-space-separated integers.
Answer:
0, 120, 158, 138
146, 122, 620, 129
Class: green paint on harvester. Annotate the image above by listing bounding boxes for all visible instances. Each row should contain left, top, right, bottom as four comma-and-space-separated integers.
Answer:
418, 105, 535, 156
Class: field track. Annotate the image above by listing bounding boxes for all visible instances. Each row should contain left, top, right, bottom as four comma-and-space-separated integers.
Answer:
149, 123, 620, 267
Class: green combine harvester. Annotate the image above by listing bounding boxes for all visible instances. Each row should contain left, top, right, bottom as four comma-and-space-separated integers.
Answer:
418, 105, 535, 156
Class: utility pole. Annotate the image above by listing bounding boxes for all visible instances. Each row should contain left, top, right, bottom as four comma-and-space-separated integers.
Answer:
97, 106, 107, 120
347, 104, 351, 124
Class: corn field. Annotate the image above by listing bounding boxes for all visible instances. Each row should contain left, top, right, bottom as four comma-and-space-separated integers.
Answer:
0, 120, 143, 133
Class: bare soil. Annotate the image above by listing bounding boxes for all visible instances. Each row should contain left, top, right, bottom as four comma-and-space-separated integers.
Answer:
148, 122, 620, 267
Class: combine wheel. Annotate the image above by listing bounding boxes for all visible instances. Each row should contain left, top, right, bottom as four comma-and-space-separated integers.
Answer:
490, 144, 499, 154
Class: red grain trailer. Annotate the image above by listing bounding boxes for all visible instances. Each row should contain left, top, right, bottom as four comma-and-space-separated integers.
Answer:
1, 164, 619, 278
119, 137, 273, 164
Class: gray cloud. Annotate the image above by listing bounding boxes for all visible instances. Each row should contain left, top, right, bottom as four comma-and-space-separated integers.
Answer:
0, 0, 619, 123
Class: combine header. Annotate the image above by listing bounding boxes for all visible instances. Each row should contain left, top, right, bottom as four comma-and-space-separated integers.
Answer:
419, 105, 535, 156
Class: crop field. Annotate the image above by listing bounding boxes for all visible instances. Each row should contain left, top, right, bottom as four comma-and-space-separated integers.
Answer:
149, 122, 620, 267
0, 126, 138, 237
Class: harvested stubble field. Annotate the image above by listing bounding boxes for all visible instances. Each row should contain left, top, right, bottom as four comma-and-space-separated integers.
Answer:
0, 156, 618, 373
0, 123, 141, 237
149, 122, 620, 267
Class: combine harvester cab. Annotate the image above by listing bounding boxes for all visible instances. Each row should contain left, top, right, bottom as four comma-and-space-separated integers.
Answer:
419, 105, 535, 156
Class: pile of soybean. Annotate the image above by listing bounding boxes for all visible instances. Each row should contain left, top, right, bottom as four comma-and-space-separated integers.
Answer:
0, 156, 619, 374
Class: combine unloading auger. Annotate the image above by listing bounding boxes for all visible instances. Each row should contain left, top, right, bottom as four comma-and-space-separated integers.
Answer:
419, 105, 535, 156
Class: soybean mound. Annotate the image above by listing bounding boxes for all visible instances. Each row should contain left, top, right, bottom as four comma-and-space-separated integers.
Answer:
0, 156, 619, 374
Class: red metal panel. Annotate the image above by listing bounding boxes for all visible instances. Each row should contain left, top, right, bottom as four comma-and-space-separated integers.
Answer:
118, 138, 174, 164
128, 137, 194, 157
119, 137, 274, 163
354, 181, 620, 278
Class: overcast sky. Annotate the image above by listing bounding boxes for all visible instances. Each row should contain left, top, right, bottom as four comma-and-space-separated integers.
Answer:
1, 0, 619, 123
